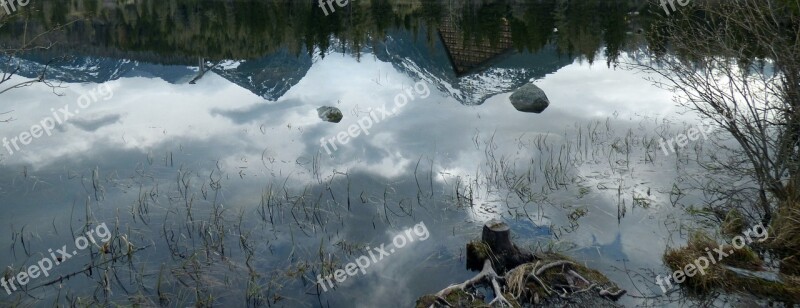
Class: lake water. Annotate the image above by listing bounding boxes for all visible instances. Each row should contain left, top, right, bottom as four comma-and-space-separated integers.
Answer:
0, 1, 740, 307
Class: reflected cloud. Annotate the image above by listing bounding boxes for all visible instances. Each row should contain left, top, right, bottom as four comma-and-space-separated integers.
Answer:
70, 113, 122, 131
1, 45, 687, 307
210, 99, 304, 125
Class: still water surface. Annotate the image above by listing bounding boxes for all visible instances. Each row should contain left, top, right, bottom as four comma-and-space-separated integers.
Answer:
0, 1, 718, 306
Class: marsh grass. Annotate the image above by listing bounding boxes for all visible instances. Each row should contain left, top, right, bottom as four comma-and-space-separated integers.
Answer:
663, 230, 800, 302
768, 187, 800, 276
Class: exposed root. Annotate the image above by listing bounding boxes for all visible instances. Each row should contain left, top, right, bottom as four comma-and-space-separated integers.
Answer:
529, 271, 552, 296
534, 260, 575, 276
434, 259, 499, 298
417, 222, 627, 307
425, 256, 627, 307
433, 297, 452, 307
599, 288, 627, 301
431, 259, 514, 307
568, 269, 591, 285
573, 283, 597, 294
488, 277, 514, 307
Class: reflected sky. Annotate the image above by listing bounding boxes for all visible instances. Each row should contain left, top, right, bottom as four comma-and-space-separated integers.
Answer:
0, 47, 709, 306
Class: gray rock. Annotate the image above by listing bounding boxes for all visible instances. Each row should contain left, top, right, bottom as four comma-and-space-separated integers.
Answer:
510, 83, 550, 113
317, 106, 343, 123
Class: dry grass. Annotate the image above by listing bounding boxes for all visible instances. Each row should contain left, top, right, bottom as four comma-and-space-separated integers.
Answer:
505, 262, 537, 300
720, 209, 746, 237
664, 229, 800, 303
664, 230, 763, 288
768, 182, 800, 276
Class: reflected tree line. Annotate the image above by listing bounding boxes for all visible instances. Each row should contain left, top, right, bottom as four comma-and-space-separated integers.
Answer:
1, 0, 653, 65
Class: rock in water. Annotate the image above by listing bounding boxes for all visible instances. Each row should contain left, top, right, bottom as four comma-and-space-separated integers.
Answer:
510, 83, 550, 113
317, 106, 343, 123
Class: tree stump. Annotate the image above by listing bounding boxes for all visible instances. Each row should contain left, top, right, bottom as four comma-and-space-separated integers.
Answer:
467, 219, 535, 273
483, 219, 514, 253
418, 219, 627, 307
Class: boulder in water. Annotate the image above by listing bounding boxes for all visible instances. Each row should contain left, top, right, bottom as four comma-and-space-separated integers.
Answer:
317, 106, 343, 123
510, 83, 550, 113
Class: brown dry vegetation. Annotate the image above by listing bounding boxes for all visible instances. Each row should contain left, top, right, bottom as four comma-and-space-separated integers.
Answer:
664, 208, 800, 303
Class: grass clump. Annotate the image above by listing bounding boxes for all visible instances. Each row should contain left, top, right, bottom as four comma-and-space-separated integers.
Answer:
663, 231, 761, 293
768, 197, 800, 276
663, 229, 800, 303
720, 209, 746, 237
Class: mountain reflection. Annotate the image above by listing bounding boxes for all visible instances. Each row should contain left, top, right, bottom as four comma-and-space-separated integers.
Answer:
2, 0, 651, 104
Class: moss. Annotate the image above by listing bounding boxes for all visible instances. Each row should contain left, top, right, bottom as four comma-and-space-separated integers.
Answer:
466, 240, 493, 271
414, 295, 437, 308
467, 240, 491, 260
439, 289, 486, 307
535, 252, 612, 286
508, 251, 623, 305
